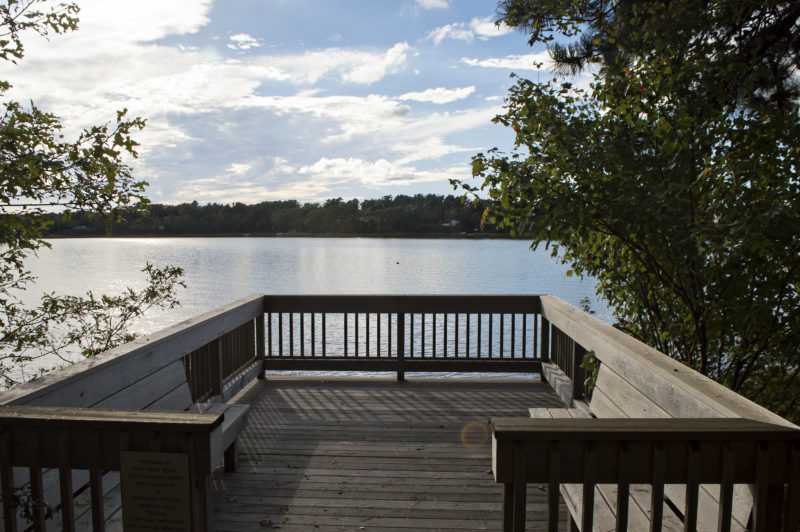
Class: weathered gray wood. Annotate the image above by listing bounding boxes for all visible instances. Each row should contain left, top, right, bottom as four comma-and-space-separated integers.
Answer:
538, 295, 795, 427
264, 294, 543, 314
493, 417, 800, 445
202, 403, 250, 470
94, 358, 190, 411
562, 483, 685, 532
541, 361, 577, 407
221, 360, 261, 403
592, 364, 670, 418
146, 381, 193, 411
530, 407, 591, 419
0, 294, 265, 408
212, 377, 565, 530
264, 357, 542, 373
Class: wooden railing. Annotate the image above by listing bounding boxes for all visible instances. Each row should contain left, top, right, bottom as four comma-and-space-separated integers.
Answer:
3, 293, 798, 531
549, 323, 586, 400
492, 417, 800, 532
183, 316, 264, 403
492, 295, 800, 531
0, 406, 222, 532
262, 295, 547, 379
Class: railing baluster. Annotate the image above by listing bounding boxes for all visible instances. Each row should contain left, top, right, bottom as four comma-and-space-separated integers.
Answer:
311, 313, 315, 357
388, 313, 392, 357
432, 313, 437, 357
522, 314, 527, 358
512, 441, 529, 532
510, 314, 516, 359
488, 313, 493, 358
455, 313, 459, 358
300, 313, 305, 357
30, 432, 45, 529
442, 312, 448, 358
289, 313, 294, 356
268, 313, 273, 357
366, 313, 370, 356
322, 313, 327, 357
0, 428, 16, 532
410, 313, 414, 357
355, 313, 359, 357
500, 313, 505, 358
90, 430, 105, 531
344, 312, 348, 357
717, 442, 735, 532
477, 313, 481, 358
377, 313, 381, 357
397, 313, 405, 381
650, 442, 665, 532
466, 314, 470, 358
419, 312, 425, 358
58, 430, 76, 532
785, 441, 800, 531
616, 442, 630, 532
582, 441, 596, 532
540, 317, 550, 362
684, 442, 701, 531
753, 441, 771, 531
546, 442, 559, 532
279, 313, 284, 356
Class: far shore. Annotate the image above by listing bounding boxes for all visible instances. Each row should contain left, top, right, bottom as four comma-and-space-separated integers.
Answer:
45, 231, 531, 240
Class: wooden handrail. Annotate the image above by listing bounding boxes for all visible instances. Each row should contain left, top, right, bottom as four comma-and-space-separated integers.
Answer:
0, 294, 265, 408
492, 417, 800, 532
539, 295, 795, 427
264, 294, 544, 313
0, 406, 223, 532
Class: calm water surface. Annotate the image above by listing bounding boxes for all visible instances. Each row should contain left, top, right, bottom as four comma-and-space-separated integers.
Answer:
20, 237, 610, 377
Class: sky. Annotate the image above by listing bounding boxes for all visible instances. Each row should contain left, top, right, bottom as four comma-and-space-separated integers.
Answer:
1, 0, 583, 205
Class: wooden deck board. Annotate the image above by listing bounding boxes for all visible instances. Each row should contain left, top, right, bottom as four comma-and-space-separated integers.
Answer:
212, 375, 566, 531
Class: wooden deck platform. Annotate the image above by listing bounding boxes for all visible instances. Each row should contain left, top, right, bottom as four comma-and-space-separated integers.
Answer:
212, 375, 565, 531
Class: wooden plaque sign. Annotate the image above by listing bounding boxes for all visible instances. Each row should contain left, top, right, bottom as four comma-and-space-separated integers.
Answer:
120, 451, 192, 531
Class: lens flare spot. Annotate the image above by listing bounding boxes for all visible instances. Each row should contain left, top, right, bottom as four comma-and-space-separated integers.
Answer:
460, 421, 489, 449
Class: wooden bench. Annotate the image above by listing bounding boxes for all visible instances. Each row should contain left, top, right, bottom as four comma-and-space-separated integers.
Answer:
493, 295, 800, 532
0, 295, 265, 529
531, 362, 740, 532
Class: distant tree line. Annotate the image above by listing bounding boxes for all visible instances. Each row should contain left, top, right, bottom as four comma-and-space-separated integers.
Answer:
44, 194, 509, 237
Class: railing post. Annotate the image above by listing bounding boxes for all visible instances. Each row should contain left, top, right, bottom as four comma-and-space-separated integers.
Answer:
210, 339, 223, 396
573, 344, 586, 400
256, 314, 266, 379
540, 317, 550, 362
397, 313, 405, 382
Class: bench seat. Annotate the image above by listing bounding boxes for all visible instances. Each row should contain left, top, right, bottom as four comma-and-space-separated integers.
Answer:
199, 401, 250, 471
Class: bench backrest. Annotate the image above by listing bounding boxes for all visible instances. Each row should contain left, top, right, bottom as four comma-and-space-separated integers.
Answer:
0, 351, 193, 411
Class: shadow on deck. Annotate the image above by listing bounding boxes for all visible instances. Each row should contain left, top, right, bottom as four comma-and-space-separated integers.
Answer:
213, 376, 565, 531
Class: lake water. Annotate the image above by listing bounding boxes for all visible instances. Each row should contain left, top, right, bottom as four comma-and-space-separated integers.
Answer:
18, 237, 610, 378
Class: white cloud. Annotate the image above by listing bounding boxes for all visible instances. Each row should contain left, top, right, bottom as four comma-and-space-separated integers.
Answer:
426, 17, 511, 45
228, 33, 261, 50
392, 137, 472, 164
399, 86, 475, 104
251, 42, 411, 85
228, 162, 254, 175
426, 23, 473, 45
298, 156, 462, 187
461, 52, 551, 71
470, 17, 511, 40
415, 0, 449, 8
